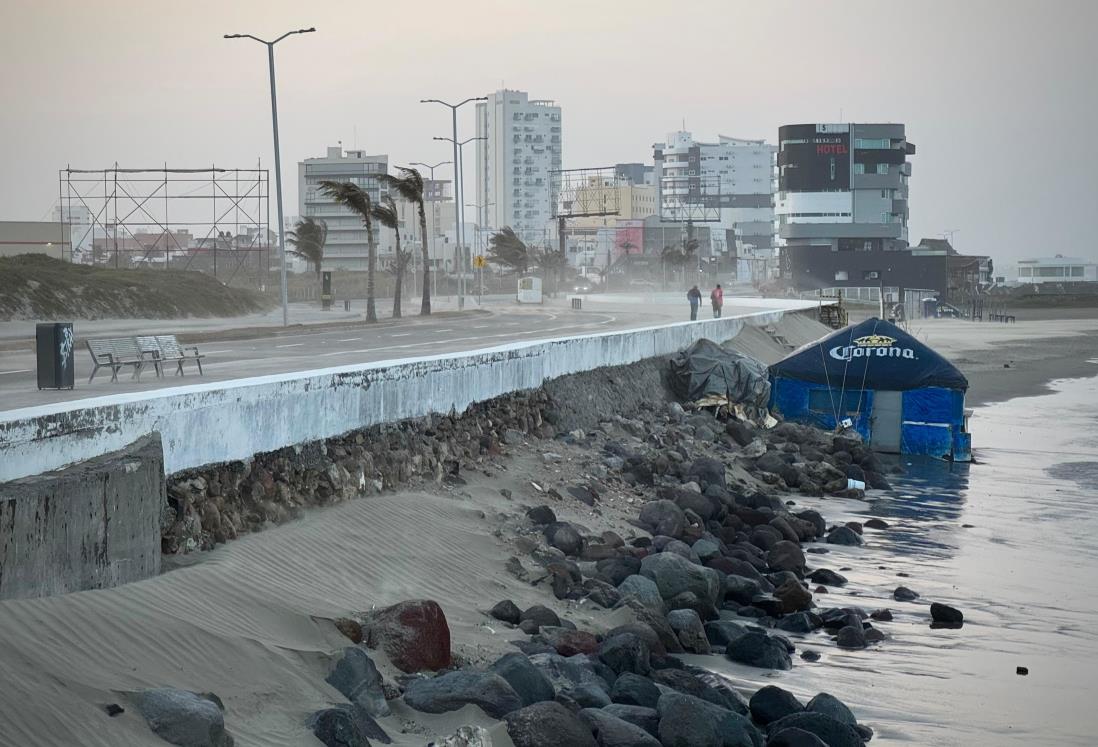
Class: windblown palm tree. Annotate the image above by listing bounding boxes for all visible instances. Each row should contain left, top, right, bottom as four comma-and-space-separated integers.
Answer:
318, 180, 377, 322
379, 167, 431, 315
530, 245, 568, 295
371, 195, 412, 318
286, 217, 328, 285
487, 226, 530, 275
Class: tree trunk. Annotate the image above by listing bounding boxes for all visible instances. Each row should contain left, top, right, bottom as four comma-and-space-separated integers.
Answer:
418, 200, 431, 315
392, 232, 403, 318
365, 218, 377, 323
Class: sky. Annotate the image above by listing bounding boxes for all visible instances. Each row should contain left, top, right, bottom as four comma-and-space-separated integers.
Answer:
1, 0, 1096, 264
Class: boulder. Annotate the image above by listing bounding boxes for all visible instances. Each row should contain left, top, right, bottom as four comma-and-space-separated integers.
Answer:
545, 522, 584, 556
521, 605, 562, 631
561, 683, 611, 708
805, 692, 856, 726
749, 525, 783, 551
601, 704, 660, 738
765, 713, 864, 747
749, 685, 803, 726
825, 526, 863, 546
133, 688, 233, 747
526, 505, 557, 525
489, 599, 522, 625
864, 518, 890, 530
834, 625, 866, 650
490, 653, 555, 707
893, 586, 920, 602
774, 611, 822, 634
597, 557, 642, 586
505, 702, 598, 747
584, 578, 623, 609
930, 602, 964, 624
540, 627, 600, 657
687, 457, 727, 491
638, 500, 686, 538
639, 552, 721, 606
724, 629, 792, 670
667, 609, 711, 654
403, 670, 522, 719
794, 510, 826, 537
723, 574, 763, 606
767, 727, 828, 747
767, 541, 806, 576
692, 538, 722, 564
773, 579, 814, 614
308, 704, 390, 747
666, 591, 719, 622
528, 653, 612, 694
662, 539, 702, 564
325, 646, 389, 717
361, 599, 451, 673
656, 691, 763, 747
703, 620, 751, 647
598, 633, 651, 676
609, 672, 661, 709
650, 669, 747, 715
806, 569, 847, 587
614, 600, 684, 654
579, 707, 662, 747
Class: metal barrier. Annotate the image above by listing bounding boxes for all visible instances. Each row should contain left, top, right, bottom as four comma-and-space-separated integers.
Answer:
571, 297, 582, 310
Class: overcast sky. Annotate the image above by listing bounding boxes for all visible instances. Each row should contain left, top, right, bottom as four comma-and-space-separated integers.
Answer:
1, 0, 1095, 263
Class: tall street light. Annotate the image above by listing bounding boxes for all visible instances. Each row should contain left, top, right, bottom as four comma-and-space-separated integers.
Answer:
225, 27, 315, 327
421, 97, 486, 310
409, 160, 452, 181
434, 135, 485, 307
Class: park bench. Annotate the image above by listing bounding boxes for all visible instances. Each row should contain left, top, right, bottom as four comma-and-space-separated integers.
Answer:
153, 335, 205, 376
86, 337, 152, 382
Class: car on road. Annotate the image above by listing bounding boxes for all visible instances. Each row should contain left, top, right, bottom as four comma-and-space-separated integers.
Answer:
571, 279, 596, 293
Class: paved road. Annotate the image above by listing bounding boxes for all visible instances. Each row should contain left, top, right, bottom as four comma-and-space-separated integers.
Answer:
0, 296, 812, 413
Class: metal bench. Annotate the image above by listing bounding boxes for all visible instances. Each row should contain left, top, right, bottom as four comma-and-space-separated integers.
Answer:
154, 335, 205, 376
86, 337, 150, 382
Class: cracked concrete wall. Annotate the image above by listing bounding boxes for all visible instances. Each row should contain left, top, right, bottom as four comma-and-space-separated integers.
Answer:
0, 434, 163, 600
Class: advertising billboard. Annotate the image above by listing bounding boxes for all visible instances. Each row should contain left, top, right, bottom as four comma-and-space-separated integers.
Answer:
778, 132, 851, 192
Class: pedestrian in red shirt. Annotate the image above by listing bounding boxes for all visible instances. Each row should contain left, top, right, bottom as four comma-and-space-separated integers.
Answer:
710, 284, 724, 318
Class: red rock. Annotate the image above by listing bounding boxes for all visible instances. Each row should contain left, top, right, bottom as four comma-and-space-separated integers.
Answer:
362, 599, 452, 673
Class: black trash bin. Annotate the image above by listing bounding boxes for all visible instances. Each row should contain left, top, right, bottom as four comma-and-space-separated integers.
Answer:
36, 322, 75, 390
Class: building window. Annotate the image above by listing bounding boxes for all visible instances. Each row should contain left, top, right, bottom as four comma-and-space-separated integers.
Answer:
863, 270, 880, 280
854, 163, 865, 175
855, 138, 890, 149
1071, 266, 1085, 277
876, 163, 889, 175
835, 270, 848, 281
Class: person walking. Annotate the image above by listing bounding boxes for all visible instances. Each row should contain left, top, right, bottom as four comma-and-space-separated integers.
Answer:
687, 285, 702, 320
710, 284, 724, 318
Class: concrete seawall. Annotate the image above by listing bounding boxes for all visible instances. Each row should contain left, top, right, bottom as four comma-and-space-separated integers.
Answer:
0, 434, 163, 599
0, 309, 797, 482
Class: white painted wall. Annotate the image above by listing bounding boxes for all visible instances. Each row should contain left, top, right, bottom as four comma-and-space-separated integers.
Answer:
0, 308, 801, 481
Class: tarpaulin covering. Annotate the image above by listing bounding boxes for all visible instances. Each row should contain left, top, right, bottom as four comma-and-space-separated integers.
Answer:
768, 318, 968, 392
669, 338, 771, 409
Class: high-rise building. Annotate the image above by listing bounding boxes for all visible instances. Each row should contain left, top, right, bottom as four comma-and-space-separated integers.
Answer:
652, 132, 775, 257
395, 178, 457, 268
298, 146, 392, 271
475, 89, 562, 245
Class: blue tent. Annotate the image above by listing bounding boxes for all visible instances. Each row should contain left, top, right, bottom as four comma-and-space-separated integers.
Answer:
768, 318, 971, 461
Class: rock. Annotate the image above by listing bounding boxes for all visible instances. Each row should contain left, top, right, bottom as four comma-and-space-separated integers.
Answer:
767, 727, 828, 747
870, 608, 893, 621
773, 579, 813, 614
893, 586, 920, 602
800, 650, 820, 662
334, 617, 364, 644
1017, 666, 1029, 676
687, 457, 727, 491
308, 704, 390, 747
703, 620, 751, 647
609, 672, 662, 708
806, 568, 847, 587
794, 510, 826, 537
666, 591, 718, 622
598, 633, 651, 676
667, 609, 711, 654
403, 670, 522, 719
638, 500, 686, 538
724, 628, 792, 670
662, 539, 702, 564
616, 575, 665, 612
541, 627, 600, 657
568, 485, 599, 506
503, 429, 524, 445
521, 605, 561, 631
767, 541, 806, 576
528, 653, 611, 694
748, 593, 785, 618
834, 625, 866, 649
864, 627, 886, 643
692, 538, 722, 564
805, 692, 856, 726
490, 653, 556, 706
489, 599, 522, 625
104, 704, 124, 717
639, 552, 720, 606
597, 557, 642, 586
133, 688, 233, 747
526, 505, 556, 525
766, 713, 864, 747
723, 574, 763, 606
774, 611, 822, 634
583, 578, 623, 609
579, 707, 663, 747
562, 683, 612, 708
844, 521, 863, 535
504, 701, 598, 747
650, 669, 747, 715
326, 646, 390, 717
825, 526, 863, 546
429, 725, 493, 746
601, 704, 660, 738
864, 518, 890, 529
930, 602, 964, 624
545, 522, 584, 556
361, 599, 451, 673
749, 685, 804, 726
656, 691, 763, 747
749, 525, 783, 552
614, 601, 683, 654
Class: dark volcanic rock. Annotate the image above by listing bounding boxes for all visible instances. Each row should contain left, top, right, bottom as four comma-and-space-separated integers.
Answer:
766, 712, 864, 747
704, 620, 751, 647
610, 672, 662, 709
667, 608, 711, 654
724, 628, 792, 670
325, 646, 389, 717
893, 586, 920, 602
767, 541, 806, 576
520, 605, 561, 631
773, 579, 813, 613
490, 653, 555, 707
638, 500, 686, 538
805, 692, 856, 726
526, 505, 557, 525
656, 691, 763, 747
579, 708, 662, 747
597, 556, 642, 586
767, 727, 828, 747
133, 688, 232, 747
308, 704, 390, 747
930, 602, 964, 625
616, 575, 665, 612
775, 611, 823, 634
825, 526, 863, 546
505, 701, 598, 747
601, 704, 661, 738
489, 599, 522, 625
834, 625, 867, 650
864, 517, 890, 529
403, 670, 522, 719
544, 521, 584, 556
687, 457, 728, 491
870, 608, 893, 622
640, 551, 720, 606
807, 568, 848, 587
749, 685, 804, 726
361, 599, 451, 673
598, 633, 651, 676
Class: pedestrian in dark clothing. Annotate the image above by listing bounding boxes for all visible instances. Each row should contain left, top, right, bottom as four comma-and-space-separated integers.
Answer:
687, 285, 702, 320
710, 284, 724, 318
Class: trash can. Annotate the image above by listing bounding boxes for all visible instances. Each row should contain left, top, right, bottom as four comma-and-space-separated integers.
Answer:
571, 297, 582, 310
344, 299, 351, 311
36, 322, 75, 390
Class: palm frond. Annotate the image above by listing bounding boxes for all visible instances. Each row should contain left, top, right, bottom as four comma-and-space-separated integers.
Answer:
318, 180, 372, 220
371, 194, 399, 230
377, 167, 424, 205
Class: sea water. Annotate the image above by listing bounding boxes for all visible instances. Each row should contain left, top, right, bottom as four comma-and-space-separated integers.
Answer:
694, 373, 1098, 745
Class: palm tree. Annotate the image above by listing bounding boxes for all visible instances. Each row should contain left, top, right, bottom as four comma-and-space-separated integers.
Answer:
286, 217, 328, 296
371, 195, 411, 318
530, 245, 568, 295
487, 226, 530, 275
379, 167, 431, 315
318, 180, 377, 322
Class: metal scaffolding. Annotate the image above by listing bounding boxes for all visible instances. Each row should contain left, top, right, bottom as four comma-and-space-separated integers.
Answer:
59, 166, 271, 288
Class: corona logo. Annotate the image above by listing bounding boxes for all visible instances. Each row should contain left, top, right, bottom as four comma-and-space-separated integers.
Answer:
852, 334, 896, 347
830, 333, 916, 361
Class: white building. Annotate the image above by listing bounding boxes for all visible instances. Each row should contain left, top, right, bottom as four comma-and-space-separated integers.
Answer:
652, 131, 775, 256
475, 89, 562, 246
298, 146, 394, 271
1013, 255, 1098, 284
395, 179, 457, 270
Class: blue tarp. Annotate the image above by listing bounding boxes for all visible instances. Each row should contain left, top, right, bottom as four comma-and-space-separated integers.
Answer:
769, 318, 968, 392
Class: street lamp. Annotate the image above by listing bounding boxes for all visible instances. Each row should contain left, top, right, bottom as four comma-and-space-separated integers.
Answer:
434, 135, 485, 307
421, 96, 486, 309
409, 160, 453, 181
224, 27, 315, 327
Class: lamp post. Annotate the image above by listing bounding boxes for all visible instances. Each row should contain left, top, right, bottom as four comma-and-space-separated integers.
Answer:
421, 97, 486, 310
409, 160, 452, 181
433, 135, 485, 308
224, 27, 315, 327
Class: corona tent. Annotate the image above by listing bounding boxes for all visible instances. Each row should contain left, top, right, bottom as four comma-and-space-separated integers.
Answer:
768, 318, 971, 461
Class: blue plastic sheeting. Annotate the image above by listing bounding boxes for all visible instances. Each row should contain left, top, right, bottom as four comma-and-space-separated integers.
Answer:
769, 318, 969, 392
902, 387, 965, 426
770, 378, 874, 439
901, 422, 954, 459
